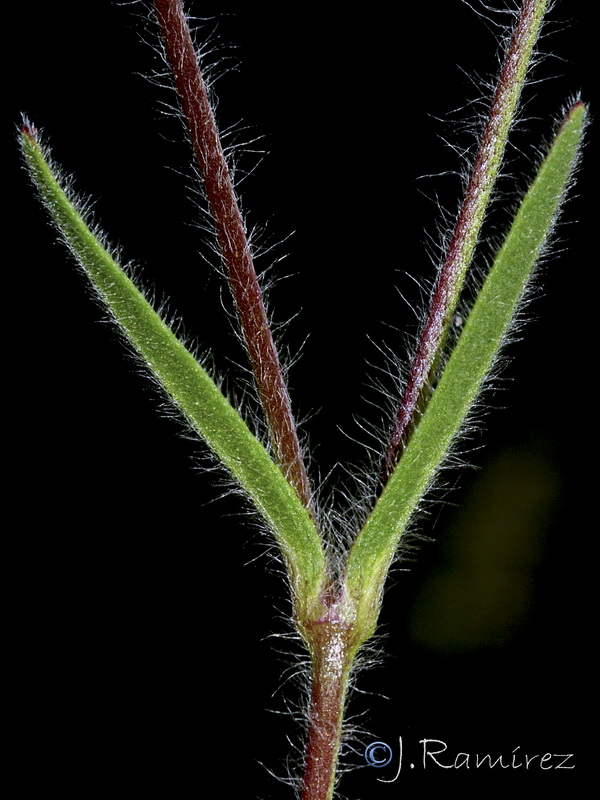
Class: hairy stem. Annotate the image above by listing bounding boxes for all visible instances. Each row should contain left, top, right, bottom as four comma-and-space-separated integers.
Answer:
299, 601, 358, 800
383, 0, 547, 480
152, 0, 314, 512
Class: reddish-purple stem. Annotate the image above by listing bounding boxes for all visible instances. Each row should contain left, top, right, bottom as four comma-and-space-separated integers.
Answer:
299, 598, 356, 800
152, 0, 313, 512
382, 0, 543, 481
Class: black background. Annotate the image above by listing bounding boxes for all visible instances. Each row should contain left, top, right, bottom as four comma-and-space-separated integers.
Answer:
10, 2, 594, 796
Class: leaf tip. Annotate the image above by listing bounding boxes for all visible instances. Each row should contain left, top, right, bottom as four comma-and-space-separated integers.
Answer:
18, 117, 42, 162
562, 98, 588, 129
19, 115, 38, 141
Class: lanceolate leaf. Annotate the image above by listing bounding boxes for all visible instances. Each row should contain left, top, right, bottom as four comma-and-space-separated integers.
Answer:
345, 102, 587, 636
20, 124, 327, 609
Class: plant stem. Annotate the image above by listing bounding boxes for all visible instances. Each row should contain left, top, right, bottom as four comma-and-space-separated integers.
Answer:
299, 599, 358, 800
382, 0, 548, 481
152, 0, 314, 513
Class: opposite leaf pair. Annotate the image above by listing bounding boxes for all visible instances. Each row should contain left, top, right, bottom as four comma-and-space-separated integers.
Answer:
21, 1, 586, 797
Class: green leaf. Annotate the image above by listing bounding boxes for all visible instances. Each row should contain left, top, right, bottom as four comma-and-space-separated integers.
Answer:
20, 124, 327, 610
345, 102, 587, 639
